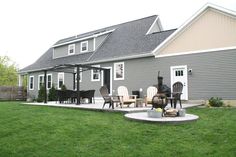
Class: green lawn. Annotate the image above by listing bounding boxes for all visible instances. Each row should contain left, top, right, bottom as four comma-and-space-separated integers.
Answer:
0, 102, 235, 157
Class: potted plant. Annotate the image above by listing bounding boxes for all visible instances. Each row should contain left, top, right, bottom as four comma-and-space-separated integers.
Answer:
147, 108, 162, 118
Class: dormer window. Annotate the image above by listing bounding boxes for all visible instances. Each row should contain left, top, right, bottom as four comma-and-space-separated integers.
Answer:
68, 44, 75, 55
81, 41, 88, 52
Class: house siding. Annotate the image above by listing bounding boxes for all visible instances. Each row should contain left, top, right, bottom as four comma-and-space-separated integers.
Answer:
158, 9, 236, 56
28, 49, 236, 100
53, 39, 94, 58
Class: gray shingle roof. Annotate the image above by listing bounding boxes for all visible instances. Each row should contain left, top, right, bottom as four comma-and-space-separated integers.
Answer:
20, 15, 176, 73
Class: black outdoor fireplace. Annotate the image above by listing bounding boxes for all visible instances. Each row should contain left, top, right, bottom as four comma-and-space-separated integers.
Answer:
152, 71, 170, 109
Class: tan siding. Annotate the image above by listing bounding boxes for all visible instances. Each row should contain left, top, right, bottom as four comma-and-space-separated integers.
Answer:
159, 9, 236, 55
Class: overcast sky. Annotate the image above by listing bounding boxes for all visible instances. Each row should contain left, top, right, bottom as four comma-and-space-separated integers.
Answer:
0, 0, 235, 69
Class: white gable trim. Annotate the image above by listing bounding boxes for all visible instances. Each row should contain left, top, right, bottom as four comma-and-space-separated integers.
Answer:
152, 3, 236, 56
146, 16, 163, 35
156, 46, 236, 58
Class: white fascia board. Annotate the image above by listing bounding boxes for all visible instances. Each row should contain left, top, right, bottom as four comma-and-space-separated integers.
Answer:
155, 46, 236, 58
52, 29, 115, 48
152, 3, 236, 56
146, 16, 162, 35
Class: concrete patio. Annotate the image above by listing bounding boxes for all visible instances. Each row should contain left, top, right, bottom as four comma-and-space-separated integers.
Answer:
23, 100, 201, 113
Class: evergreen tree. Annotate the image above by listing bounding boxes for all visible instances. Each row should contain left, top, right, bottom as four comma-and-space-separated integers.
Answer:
48, 84, 57, 101
37, 85, 46, 102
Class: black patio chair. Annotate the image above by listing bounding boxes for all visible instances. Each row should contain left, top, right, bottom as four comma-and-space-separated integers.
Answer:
168, 82, 183, 108
99, 86, 120, 109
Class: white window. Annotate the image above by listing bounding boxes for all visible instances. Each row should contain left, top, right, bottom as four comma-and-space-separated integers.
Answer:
114, 62, 125, 80
91, 65, 100, 81
47, 74, 52, 89
58, 73, 64, 89
68, 44, 75, 55
29, 76, 34, 90
81, 41, 88, 52
38, 75, 44, 90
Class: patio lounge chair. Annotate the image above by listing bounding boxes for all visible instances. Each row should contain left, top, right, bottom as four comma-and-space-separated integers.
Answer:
168, 82, 183, 108
99, 86, 120, 109
144, 86, 158, 106
117, 86, 137, 108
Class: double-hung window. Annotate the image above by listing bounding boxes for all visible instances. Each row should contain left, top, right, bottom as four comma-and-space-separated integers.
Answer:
58, 73, 64, 89
68, 44, 75, 55
114, 62, 125, 80
38, 75, 44, 90
29, 76, 34, 90
47, 74, 52, 89
81, 41, 88, 52
91, 65, 100, 81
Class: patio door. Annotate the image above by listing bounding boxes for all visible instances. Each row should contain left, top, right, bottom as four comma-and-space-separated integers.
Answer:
170, 65, 188, 100
102, 67, 112, 94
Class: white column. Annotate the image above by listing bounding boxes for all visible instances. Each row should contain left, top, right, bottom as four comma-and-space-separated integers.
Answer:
18, 75, 23, 87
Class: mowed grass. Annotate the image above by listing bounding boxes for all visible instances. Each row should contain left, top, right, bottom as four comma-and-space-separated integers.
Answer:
0, 102, 235, 157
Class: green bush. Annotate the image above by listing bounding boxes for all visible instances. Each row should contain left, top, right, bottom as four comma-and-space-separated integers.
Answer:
48, 84, 57, 101
61, 84, 67, 91
209, 97, 224, 107
37, 85, 46, 102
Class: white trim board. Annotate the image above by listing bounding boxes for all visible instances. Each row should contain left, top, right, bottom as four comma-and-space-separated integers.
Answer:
156, 46, 236, 58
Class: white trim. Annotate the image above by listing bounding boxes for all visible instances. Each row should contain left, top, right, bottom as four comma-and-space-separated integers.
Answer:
146, 16, 163, 35
47, 74, 52, 90
170, 65, 188, 100
156, 46, 236, 58
152, 3, 236, 56
114, 62, 125, 80
38, 74, 44, 90
101, 67, 112, 95
18, 75, 22, 86
93, 37, 96, 51
91, 65, 100, 82
57, 72, 64, 89
52, 29, 115, 48
68, 44, 75, 55
29, 76, 34, 90
80, 41, 88, 53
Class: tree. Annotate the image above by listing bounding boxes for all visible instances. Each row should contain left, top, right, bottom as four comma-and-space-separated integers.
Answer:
48, 84, 57, 101
0, 56, 18, 86
37, 85, 46, 102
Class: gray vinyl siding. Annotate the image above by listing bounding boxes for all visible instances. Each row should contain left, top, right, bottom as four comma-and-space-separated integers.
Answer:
53, 39, 94, 58
28, 49, 236, 100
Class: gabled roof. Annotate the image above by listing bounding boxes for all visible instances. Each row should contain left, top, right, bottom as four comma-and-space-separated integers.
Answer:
153, 3, 236, 57
20, 15, 175, 73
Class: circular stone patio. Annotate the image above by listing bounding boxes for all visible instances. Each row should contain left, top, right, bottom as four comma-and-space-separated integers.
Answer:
125, 112, 199, 124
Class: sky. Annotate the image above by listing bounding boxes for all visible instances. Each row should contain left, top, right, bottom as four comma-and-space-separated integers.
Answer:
0, 0, 236, 69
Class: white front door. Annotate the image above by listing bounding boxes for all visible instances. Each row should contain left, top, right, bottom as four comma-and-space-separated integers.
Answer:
170, 65, 188, 100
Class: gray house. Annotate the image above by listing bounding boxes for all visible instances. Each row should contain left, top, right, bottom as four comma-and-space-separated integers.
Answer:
19, 4, 236, 104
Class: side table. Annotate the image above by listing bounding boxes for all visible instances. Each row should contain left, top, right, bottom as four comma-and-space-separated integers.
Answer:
136, 98, 144, 107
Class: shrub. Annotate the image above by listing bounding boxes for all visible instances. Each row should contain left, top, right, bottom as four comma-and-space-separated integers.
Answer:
61, 84, 67, 91
208, 97, 224, 107
37, 85, 46, 102
48, 84, 57, 101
